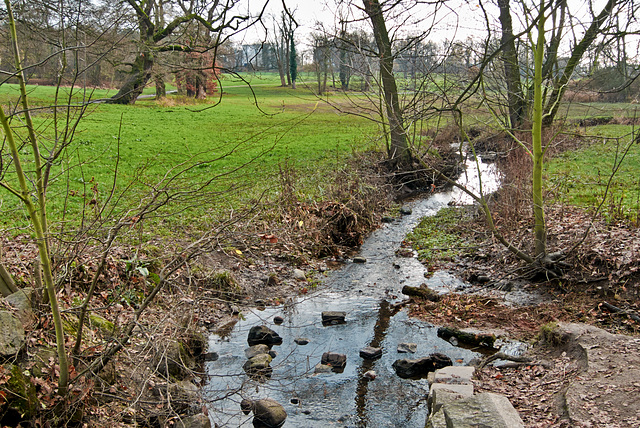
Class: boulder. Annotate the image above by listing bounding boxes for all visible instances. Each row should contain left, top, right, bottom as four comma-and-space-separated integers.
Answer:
321, 311, 346, 326
0, 311, 25, 356
241, 398, 287, 428
273, 316, 284, 325
359, 346, 382, 359
427, 392, 524, 428
245, 344, 271, 359
5, 287, 35, 325
294, 337, 310, 345
152, 340, 195, 379
392, 353, 452, 379
397, 342, 417, 353
247, 326, 282, 347
243, 353, 273, 376
321, 352, 347, 371
176, 413, 211, 428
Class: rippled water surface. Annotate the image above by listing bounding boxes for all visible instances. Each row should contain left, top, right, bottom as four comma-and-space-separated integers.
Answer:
204, 157, 501, 427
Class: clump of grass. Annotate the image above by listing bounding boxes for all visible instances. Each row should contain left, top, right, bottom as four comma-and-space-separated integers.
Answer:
208, 271, 239, 291
405, 207, 470, 264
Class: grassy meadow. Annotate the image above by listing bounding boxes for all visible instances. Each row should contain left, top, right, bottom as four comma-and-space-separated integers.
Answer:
1, 71, 639, 237
0, 73, 381, 234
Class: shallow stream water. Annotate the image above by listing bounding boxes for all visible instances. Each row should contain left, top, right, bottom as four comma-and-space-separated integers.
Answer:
204, 156, 502, 427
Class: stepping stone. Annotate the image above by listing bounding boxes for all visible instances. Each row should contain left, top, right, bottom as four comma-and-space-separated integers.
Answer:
321, 352, 347, 370
397, 342, 417, 353
359, 346, 382, 359
322, 311, 346, 325
294, 337, 310, 345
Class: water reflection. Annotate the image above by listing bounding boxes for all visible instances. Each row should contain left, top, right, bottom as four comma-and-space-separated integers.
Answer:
204, 157, 501, 427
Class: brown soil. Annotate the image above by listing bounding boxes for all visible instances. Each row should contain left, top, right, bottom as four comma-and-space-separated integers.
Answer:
405, 202, 640, 427
2, 146, 639, 426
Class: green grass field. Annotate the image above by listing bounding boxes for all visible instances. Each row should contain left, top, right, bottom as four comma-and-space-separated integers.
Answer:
0, 73, 381, 234
1, 72, 639, 236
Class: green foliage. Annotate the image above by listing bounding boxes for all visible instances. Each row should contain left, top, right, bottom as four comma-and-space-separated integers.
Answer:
405, 207, 469, 264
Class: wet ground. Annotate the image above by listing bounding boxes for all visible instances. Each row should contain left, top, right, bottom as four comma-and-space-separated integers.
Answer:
204, 156, 504, 427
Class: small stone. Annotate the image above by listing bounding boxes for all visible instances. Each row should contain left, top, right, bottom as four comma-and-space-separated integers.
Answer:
397, 342, 417, 353
400, 206, 412, 215
314, 363, 332, 374
273, 316, 284, 325
230, 305, 240, 314
353, 256, 367, 264
247, 325, 283, 347
321, 352, 347, 370
321, 311, 346, 325
290, 398, 300, 405
203, 352, 219, 362
242, 398, 287, 428
364, 370, 377, 380
245, 344, 271, 359
359, 346, 383, 359
293, 269, 306, 281
381, 216, 395, 223
477, 275, 491, 283
294, 337, 310, 345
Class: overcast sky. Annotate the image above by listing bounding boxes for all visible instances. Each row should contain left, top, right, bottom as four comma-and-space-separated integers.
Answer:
235, 0, 637, 59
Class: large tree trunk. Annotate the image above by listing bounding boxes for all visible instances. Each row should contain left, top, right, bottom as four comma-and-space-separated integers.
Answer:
497, 0, 526, 129
363, 0, 412, 167
108, 53, 154, 104
155, 72, 166, 99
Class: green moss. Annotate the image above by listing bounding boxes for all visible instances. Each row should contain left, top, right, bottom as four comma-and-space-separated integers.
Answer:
4, 364, 39, 419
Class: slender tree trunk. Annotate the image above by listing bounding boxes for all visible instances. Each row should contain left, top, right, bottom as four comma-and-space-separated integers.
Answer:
532, 1, 547, 257
363, 0, 412, 166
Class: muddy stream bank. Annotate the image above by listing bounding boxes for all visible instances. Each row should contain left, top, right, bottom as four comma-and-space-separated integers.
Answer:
204, 155, 519, 427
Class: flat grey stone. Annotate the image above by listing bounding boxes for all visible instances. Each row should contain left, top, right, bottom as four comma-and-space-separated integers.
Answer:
359, 346, 382, 359
397, 342, 417, 353
428, 383, 474, 414
433, 392, 525, 428
433, 366, 476, 385
314, 363, 332, 374
321, 311, 346, 325
5, 287, 35, 325
176, 413, 211, 428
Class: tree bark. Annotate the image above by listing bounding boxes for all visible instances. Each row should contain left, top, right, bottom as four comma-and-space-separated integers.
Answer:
362, 0, 412, 167
497, 0, 526, 129
0, 261, 18, 297
108, 53, 154, 104
532, 1, 547, 257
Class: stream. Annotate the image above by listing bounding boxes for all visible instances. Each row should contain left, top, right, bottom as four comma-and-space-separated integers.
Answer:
204, 155, 504, 427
